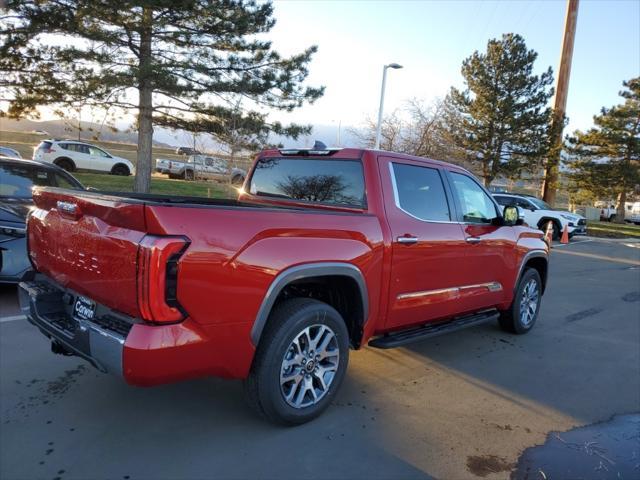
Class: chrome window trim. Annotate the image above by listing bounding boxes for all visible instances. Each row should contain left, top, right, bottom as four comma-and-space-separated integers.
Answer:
388, 162, 457, 224
397, 281, 503, 300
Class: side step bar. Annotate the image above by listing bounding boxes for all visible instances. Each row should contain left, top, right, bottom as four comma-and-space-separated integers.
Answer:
368, 310, 500, 349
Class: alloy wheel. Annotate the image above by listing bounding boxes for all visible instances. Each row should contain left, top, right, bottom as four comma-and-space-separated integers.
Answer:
280, 324, 339, 409
519, 279, 539, 326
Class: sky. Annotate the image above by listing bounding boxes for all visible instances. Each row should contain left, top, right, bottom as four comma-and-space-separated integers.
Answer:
266, 0, 640, 144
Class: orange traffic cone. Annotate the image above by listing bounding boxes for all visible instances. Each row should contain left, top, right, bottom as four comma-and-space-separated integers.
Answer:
544, 221, 554, 245
560, 224, 570, 244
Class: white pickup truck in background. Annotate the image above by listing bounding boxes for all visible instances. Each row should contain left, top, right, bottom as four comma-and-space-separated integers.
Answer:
155, 154, 246, 185
595, 200, 640, 224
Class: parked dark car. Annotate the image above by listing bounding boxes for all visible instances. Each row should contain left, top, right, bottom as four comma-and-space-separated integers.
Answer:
175, 146, 201, 156
0, 146, 22, 158
0, 157, 84, 283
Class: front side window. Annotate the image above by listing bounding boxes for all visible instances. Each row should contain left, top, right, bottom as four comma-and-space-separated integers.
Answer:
516, 198, 534, 209
528, 197, 553, 210
450, 172, 498, 224
391, 163, 450, 221
249, 158, 366, 208
89, 146, 109, 157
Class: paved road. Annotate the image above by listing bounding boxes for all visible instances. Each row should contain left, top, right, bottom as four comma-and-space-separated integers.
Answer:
1, 238, 638, 480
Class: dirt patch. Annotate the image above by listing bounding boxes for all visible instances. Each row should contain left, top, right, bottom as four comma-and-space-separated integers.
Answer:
467, 455, 514, 477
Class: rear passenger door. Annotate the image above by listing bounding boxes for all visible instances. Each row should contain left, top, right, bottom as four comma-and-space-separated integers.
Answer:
446, 171, 517, 312
380, 157, 471, 330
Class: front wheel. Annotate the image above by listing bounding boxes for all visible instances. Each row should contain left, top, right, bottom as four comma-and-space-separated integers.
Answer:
244, 298, 349, 425
499, 268, 542, 334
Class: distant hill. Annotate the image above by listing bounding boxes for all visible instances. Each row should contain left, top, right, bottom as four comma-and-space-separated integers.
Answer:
0, 117, 174, 148
0, 116, 364, 152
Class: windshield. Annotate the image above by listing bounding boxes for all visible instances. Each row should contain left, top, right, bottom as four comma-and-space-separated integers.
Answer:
0, 164, 82, 198
528, 197, 553, 210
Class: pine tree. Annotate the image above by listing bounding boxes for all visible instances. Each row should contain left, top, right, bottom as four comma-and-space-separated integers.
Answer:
444, 33, 554, 186
0, 1, 323, 192
566, 77, 640, 222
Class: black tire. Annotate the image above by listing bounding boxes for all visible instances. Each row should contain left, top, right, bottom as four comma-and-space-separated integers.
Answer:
539, 220, 560, 241
184, 169, 194, 180
54, 158, 75, 172
244, 298, 350, 426
499, 268, 542, 334
608, 214, 616, 222
111, 164, 130, 176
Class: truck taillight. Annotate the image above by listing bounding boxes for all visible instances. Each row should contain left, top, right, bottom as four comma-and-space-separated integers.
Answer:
137, 235, 190, 323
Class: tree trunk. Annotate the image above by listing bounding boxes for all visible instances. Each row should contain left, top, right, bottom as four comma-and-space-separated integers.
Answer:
134, 6, 153, 193
615, 190, 627, 224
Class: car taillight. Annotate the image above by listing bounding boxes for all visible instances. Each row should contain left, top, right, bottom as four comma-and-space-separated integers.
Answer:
137, 235, 190, 323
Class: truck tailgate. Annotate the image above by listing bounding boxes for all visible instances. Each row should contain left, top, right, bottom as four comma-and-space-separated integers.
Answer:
28, 188, 147, 318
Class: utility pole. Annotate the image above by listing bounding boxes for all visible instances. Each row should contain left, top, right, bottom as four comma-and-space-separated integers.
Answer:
540, 0, 579, 206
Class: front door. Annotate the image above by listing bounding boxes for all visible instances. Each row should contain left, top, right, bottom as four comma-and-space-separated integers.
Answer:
380, 157, 470, 330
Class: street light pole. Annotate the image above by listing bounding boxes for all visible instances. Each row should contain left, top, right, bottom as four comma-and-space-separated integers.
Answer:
374, 63, 403, 150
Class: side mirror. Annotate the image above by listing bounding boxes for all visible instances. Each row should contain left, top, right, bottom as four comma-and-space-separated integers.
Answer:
503, 205, 519, 226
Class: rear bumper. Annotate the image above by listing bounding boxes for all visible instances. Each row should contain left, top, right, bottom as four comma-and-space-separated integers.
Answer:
18, 275, 256, 385
19, 279, 126, 376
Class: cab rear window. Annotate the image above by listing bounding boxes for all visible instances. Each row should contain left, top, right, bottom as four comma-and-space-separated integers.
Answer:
249, 158, 366, 208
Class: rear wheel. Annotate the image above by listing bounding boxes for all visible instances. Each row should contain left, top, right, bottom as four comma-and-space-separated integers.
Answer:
54, 158, 75, 172
244, 298, 349, 425
184, 169, 194, 181
499, 268, 542, 334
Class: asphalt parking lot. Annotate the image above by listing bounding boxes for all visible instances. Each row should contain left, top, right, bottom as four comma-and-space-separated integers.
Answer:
1, 237, 639, 480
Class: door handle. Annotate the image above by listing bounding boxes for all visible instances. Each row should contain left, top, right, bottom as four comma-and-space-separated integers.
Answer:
466, 237, 482, 244
397, 236, 419, 244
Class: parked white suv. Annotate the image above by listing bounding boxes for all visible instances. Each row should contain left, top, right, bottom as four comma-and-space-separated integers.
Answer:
493, 193, 587, 240
33, 140, 135, 176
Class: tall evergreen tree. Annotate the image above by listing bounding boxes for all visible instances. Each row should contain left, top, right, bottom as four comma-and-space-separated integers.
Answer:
443, 33, 554, 186
566, 77, 640, 222
0, 1, 323, 192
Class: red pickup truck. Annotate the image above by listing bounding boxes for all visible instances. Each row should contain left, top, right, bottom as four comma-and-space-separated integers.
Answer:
19, 147, 549, 424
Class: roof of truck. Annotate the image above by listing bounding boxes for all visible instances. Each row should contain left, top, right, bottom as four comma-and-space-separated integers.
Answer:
258, 147, 470, 172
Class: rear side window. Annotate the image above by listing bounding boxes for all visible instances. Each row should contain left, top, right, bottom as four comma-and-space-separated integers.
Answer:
391, 163, 450, 221
249, 158, 366, 208
36, 141, 52, 151
494, 195, 513, 207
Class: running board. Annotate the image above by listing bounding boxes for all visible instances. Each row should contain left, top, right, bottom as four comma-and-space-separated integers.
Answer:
368, 310, 500, 349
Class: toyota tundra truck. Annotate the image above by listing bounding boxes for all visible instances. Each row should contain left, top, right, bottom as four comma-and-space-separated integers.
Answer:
19, 147, 549, 425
